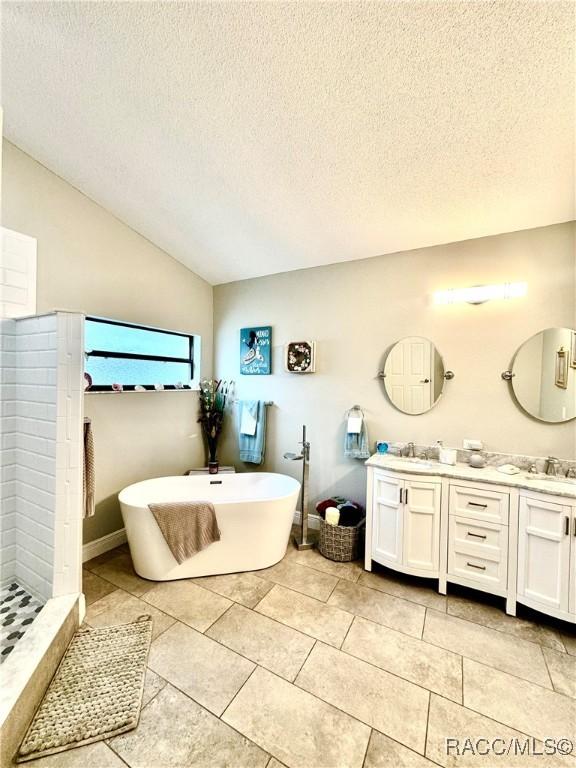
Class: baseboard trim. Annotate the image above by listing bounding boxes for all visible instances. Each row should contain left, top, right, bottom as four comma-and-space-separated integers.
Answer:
82, 528, 127, 563
292, 511, 321, 530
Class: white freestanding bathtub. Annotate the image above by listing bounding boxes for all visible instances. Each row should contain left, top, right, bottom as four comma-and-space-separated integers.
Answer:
118, 472, 300, 580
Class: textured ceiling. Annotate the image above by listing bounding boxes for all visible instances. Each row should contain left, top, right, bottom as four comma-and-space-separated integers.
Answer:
2, 1, 575, 285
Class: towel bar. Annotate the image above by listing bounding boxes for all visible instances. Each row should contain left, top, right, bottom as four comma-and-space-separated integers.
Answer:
232, 399, 274, 406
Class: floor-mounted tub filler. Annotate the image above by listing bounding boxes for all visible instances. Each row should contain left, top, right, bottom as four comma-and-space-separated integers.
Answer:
119, 472, 300, 580
283, 424, 315, 551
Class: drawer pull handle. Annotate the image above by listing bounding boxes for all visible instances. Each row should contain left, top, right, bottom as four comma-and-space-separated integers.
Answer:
565, 516, 570, 536
467, 532, 487, 540
573, 517, 576, 537
467, 502, 488, 509
466, 561, 486, 571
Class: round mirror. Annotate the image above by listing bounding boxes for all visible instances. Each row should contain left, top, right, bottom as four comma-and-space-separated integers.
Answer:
383, 336, 446, 414
511, 327, 576, 423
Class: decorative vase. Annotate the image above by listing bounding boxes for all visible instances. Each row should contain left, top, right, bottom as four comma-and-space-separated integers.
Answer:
198, 379, 232, 475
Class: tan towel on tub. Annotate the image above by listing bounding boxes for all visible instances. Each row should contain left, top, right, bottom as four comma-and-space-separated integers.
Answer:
148, 501, 221, 564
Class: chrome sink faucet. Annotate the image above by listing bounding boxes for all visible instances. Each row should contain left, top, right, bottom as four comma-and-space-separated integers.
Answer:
405, 442, 416, 458
545, 457, 560, 477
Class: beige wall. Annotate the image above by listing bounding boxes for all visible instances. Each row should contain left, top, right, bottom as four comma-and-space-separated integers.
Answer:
2, 140, 213, 543
214, 223, 576, 509
3, 135, 575, 537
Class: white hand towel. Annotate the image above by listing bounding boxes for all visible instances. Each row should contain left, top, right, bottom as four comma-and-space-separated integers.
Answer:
347, 415, 362, 434
240, 405, 257, 436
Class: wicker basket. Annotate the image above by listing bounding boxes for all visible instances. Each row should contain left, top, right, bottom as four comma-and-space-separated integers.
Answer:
318, 517, 365, 562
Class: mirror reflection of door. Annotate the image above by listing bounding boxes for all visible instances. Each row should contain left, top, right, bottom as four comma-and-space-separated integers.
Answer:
384, 336, 447, 415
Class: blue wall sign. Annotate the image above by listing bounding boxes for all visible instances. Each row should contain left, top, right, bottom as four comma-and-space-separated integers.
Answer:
240, 326, 272, 375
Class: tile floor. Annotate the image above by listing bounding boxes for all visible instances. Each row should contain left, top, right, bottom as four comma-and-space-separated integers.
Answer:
18, 539, 576, 767
1, 583, 44, 663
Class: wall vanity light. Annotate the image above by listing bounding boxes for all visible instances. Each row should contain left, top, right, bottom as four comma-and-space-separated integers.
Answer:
434, 282, 527, 306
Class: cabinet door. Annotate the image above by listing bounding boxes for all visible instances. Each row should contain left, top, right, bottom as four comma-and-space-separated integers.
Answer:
570, 512, 576, 617
517, 494, 571, 613
372, 472, 404, 566
403, 479, 441, 573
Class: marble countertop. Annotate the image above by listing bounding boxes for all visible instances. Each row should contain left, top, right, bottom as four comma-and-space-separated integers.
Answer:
365, 454, 576, 499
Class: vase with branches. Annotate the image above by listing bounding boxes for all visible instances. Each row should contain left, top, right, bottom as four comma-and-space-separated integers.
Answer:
198, 379, 232, 473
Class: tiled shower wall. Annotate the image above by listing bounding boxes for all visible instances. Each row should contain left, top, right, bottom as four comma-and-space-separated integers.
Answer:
0, 318, 18, 587
0, 313, 83, 601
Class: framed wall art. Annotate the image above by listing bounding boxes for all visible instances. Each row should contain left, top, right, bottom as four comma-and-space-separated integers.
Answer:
285, 340, 316, 374
240, 326, 272, 375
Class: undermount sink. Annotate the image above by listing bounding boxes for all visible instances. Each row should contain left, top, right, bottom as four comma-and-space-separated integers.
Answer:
522, 472, 576, 486
388, 456, 436, 469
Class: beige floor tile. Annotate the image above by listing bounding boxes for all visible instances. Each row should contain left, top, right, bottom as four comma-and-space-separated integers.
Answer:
427, 693, 571, 767
222, 666, 370, 768
206, 603, 314, 681
561, 632, 576, 656
328, 580, 425, 639
463, 658, 576, 742
142, 579, 231, 631
342, 616, 462, 702
296, 642, 429, 753
255, 584, 353, 647
359, 569, 447, 611
194, 571, 273, 608
142, 668, 167, 707
365, 731, 437, 768
287, 547, 363, 582
90, 552, 153, 597
423, 609, 552, 688
110, 683, 268, 768
447, 595, 565, 651
82, 569, 117, 605
260, 559, 338, 601
148, 620, 255, 715
18, 743, 125, 768
543, 647, 576, 698
86, 589, 175, 640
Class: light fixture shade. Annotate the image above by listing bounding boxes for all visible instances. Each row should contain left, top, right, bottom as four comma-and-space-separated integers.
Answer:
433, 282, 527, 305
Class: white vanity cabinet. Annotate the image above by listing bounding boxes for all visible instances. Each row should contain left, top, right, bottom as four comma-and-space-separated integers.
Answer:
365, 457, 576, 624
446, 481, 511, 598
517, 490, 576, 622
369, 469, 442, 577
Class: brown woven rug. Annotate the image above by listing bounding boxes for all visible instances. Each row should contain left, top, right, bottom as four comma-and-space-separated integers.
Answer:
17, 615, 152, 762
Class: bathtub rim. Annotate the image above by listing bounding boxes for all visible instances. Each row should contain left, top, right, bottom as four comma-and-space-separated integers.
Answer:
118, 471, 301, 508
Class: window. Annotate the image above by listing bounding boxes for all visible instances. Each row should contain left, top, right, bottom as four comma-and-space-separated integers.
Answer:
85, 316, 195, 391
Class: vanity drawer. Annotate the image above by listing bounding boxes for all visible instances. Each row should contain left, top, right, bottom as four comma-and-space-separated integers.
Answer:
449, 484, 509, 525
448, 516, 508, 563
448, 550, 507, 590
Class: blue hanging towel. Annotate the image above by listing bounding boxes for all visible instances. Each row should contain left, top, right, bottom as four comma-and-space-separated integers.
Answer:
239, 400, 267, 464
344, 407, 370, 460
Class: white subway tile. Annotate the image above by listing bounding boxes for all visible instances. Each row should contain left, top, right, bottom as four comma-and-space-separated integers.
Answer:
16, 465, 57, 494
17, 500, 54, 533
